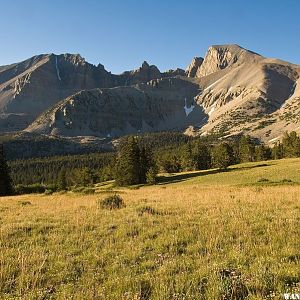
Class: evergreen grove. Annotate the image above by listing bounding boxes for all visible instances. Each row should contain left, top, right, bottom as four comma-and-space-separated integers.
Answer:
2, 131, 300, 195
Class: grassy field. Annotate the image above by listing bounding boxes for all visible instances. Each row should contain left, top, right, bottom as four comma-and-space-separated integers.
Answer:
0, 158, 299, 299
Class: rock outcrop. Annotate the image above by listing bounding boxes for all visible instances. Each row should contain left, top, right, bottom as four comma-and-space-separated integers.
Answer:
186, 57, 204, 77
0, 56, 185, 132
119, 61, 162, 85
26, 78, 204, 137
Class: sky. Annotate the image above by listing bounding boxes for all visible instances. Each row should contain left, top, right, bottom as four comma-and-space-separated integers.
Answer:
0, 0, 299, 73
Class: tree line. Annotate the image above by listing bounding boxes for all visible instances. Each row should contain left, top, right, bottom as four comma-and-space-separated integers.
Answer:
1, 131, 300, 195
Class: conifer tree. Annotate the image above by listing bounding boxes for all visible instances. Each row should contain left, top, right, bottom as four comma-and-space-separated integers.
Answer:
180, 142, 195, 171
115, 137, 140, 186
0, 144, 13, 196
57, 168, 67, 190
239, 135, 255, 162
211, 143, 233, 170
194, 142, 211, 170
282, 131, 300, 157
272, 141, 284, 160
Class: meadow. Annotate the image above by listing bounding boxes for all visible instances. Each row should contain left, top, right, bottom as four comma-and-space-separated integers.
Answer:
0, 158, 299, 299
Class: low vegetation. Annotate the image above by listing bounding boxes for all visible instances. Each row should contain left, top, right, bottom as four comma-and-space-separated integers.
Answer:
99, 194, 125, 209
0, 158, 299, 298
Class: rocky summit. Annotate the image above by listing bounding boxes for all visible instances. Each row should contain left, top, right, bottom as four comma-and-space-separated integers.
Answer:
1, 44, 300, 144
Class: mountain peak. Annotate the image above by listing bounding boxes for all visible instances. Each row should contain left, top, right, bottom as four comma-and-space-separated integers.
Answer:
141, 61, 150, 69
186, 57, 204, 77
196, 44, 263, 77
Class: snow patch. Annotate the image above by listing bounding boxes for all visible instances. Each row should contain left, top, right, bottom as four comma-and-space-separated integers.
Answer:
184, 98, 195, 117
55, 57, 62, 81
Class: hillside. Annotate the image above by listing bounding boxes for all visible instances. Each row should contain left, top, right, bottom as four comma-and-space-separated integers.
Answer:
0, 158, 299, 298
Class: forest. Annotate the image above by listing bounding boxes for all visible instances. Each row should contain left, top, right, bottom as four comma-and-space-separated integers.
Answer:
1, 131, 300, 195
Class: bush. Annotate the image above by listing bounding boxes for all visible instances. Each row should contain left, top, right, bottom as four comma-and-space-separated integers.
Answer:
98, 194, 125, 210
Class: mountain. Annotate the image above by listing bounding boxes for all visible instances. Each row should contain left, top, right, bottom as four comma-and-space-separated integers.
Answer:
26, 78, 203, 137
186, 45, 300, 143
0, 53, 119, 132
0, 55, 175, 133
1, 44, 300, 147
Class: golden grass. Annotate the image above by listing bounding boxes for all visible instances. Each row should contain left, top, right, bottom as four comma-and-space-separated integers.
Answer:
0, 159, 300, 299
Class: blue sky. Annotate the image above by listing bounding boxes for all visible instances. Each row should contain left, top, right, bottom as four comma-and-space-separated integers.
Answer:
0, 0, 299, 73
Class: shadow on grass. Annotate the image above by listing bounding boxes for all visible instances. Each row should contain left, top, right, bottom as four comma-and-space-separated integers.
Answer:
157, 169, 219, 185
157, 163, 272, 185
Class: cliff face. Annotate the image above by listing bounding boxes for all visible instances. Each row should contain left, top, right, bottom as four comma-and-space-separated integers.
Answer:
0, 54, 118, 132
26, 77, 204, 137
185, 57, 204, 77
0, 56, 178, 132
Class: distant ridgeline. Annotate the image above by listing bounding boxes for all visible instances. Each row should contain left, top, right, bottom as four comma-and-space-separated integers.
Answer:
6, 131, 300, 187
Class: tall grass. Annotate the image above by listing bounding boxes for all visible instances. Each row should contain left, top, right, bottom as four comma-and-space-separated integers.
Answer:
0, 159, 299, 299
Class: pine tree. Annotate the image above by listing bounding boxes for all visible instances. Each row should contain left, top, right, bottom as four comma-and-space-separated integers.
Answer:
282, 131, 300, 157
57, 168, 67, 190
272, 141, 284, 160
255, 145, 271, 161
146, 167, 158, 185
139, 146, 157, 183
115, 137, 140, 186
194, 141, 211, 170
211, 143, 233, 170
239, 135, 255, 162
180, 142, 195, 171
0, 144, 13, 196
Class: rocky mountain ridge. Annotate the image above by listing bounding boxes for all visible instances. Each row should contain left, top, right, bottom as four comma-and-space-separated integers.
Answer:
1, 44, 300, 145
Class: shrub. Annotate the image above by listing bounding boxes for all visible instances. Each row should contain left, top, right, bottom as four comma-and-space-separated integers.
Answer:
98, 194, 125, 210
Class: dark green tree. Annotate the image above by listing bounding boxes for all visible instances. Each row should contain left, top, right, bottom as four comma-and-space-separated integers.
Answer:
180, 142, 195, 171
159, 153, 182, 173
239, 135, 255, 162
272, 141, 284, 160
0, 144, 13, 196
193, 141, 211, 170
57, 168, 67, 190
211, 143, 233, 170
282, 131, 300, 157
146, 166, 158, 185
115, 137, 140, 186
255, 144, 271, 161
